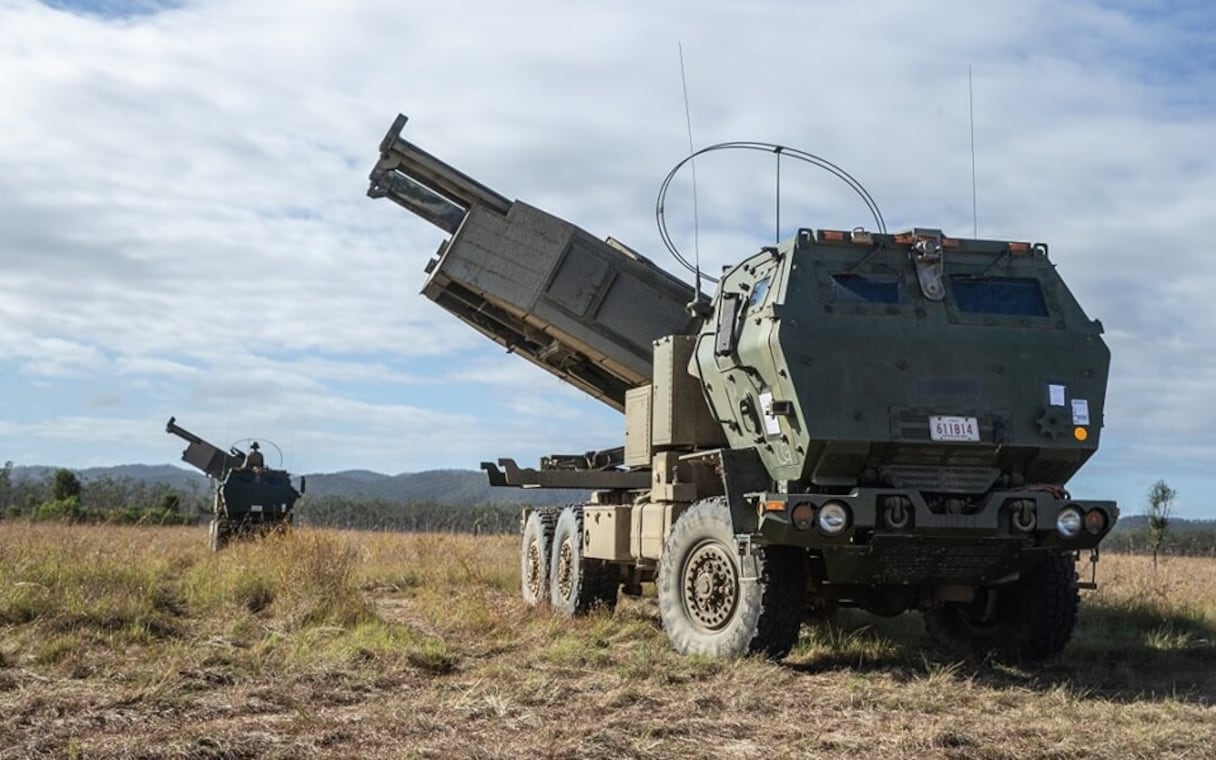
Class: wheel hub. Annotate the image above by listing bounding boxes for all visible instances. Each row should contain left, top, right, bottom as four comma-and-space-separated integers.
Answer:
556, 539, 575, 600
682, 542, 739, 632
525, 539, 543, 597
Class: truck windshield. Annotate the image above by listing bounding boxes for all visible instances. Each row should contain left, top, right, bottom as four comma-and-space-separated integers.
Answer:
951, 276, 1048, 317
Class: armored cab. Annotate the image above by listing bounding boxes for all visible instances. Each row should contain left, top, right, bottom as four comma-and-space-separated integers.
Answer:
368, 114, 1118, 663
165, 417, 303, 551
687, 228, 1115, 625
699, 228, 1108, 485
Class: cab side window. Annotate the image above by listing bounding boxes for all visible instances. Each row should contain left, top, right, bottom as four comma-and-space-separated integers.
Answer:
748, 276, 772, 307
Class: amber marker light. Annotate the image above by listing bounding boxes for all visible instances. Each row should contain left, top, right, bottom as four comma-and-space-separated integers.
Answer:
1074, 427, 1089, 442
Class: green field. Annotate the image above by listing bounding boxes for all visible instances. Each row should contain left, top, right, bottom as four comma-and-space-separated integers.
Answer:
1, 523, 1213, 758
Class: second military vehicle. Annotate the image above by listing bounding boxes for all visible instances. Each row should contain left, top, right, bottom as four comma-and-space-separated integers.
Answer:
166, 417, 304, 551
367, 114, 1117, 661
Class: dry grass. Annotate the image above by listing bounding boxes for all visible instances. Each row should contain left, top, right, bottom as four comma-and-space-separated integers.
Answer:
1, 522, 1213, 759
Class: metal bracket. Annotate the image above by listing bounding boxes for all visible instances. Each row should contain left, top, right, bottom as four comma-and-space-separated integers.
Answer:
1077, 547, 1100, 590
735, 534, 760, 580
909, 229, 945, 301
735, 533, 753, 557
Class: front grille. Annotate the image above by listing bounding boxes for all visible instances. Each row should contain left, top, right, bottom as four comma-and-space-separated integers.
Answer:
824, 537, 1022, 584
879, 464, 999, 494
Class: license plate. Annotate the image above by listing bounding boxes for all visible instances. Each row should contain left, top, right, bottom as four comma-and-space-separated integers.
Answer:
250, 504, 263, 513
929, 415, 980, 442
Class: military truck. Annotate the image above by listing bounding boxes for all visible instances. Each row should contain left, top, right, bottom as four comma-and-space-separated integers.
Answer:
367, 113, 1118, 661
166, 417, 303, 551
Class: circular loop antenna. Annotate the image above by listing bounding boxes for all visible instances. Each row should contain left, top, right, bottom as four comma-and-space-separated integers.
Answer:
655, 141, 887, 285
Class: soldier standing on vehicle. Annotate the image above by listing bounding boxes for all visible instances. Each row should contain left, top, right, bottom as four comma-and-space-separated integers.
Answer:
245, 441, 265, 469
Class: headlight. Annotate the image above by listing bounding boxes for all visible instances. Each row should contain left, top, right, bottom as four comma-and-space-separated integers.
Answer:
1056, 506, 1083, 538
817, 501, 851, 536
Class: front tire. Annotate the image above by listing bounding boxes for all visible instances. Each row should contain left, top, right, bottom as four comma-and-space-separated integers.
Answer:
656, 498, 806, 659
924, 551, 1079, 663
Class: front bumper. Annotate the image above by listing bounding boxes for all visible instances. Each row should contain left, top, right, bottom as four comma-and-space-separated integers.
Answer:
750, 488, 1118, 585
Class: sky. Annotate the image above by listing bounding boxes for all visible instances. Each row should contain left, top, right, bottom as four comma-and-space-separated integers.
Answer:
1, 0, 1213, 517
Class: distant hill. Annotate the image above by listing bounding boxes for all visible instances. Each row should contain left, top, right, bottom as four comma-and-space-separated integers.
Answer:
298, 468, 586, 506
11, 464, 584, 507
14, 464, 208, 493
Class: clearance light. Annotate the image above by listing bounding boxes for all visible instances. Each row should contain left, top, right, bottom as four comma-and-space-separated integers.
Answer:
1056, 506, 1084, 539
1008, 241, 1030, 253
1084, 509, 1107, 535
1074, 427, 1089, 442
817, 501, 851, 536
818, 230, 846, 242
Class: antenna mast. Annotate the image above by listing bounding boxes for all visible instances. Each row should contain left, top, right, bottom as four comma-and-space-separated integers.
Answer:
775, 147, 782, 244
678, 42, 703, 304
969, 64, 978, 238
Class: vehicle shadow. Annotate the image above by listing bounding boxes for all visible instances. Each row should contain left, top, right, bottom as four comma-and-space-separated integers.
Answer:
782, 606, 1216, 705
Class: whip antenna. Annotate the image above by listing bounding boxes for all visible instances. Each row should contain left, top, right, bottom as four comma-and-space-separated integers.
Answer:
678, 42, 703, 304
775, 147, 783, 244
969, 64, 978, 237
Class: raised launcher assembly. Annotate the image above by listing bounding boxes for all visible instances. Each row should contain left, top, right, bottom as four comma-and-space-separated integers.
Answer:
369, 114, 696, 413
166, 417, 303, 551
368, 113, 1119, 663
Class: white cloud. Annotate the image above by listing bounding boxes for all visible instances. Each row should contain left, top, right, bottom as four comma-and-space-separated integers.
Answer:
115, 357, 200, 378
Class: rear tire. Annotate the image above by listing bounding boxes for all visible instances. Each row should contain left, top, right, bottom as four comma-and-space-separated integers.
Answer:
924, 552, 1079, 663
549, 506, 619, 615
520, 510, 556, 606
656, 498, 806, 659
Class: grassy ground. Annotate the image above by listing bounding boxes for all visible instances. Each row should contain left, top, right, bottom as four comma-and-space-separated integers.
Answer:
0, 523, 1213, 759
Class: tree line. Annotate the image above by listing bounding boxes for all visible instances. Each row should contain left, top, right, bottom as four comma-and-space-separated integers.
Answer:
1101, 527, 1216, 558
294, 494, 531, 534
0, 462, 541, 534
5, 464, 1212, 550
0, 462, 203, 524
